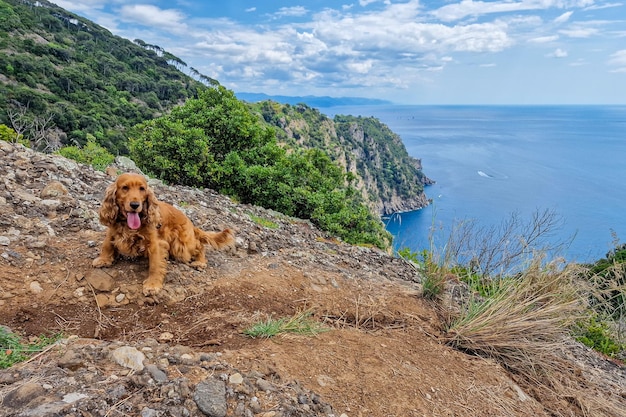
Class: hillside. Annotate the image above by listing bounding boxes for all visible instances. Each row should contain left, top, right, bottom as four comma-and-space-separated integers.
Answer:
1, 141, 625, 417
0, 0, 206, 153
1, 0, 431, 219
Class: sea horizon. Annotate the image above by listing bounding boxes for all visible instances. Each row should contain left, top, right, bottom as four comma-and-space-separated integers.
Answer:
319, 104, 626, 264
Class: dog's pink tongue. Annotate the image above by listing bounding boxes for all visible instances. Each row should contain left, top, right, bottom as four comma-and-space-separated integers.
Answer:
127, 212, 141, 230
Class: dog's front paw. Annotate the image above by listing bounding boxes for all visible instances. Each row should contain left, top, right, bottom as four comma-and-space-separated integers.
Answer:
92, 256, 113, 268
142, 278, 163, 296
190, 261, 207, 270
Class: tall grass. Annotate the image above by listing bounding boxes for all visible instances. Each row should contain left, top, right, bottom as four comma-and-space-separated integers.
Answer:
401, 209, 626, 415
445, 259, 623, 416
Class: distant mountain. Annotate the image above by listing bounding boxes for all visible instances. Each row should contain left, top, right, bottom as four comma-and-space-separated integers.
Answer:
236, 92, 392, 107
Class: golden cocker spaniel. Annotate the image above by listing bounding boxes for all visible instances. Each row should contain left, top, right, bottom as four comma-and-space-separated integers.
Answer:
92, 173, 235, 295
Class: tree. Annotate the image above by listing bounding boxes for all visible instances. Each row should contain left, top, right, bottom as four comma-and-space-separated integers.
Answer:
6, 104, 58, 152
129, 118, 211, 186
169, 86, 275, 161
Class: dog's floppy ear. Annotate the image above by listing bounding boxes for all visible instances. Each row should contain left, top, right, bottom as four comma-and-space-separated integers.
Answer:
99, 180, 119, 227
144, 185, 162, 227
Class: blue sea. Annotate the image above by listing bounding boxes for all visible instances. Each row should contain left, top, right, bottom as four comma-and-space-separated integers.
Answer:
318, 105, 626, 263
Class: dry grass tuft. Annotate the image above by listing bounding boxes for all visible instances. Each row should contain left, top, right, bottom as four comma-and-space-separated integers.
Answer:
445, 258, 623, 417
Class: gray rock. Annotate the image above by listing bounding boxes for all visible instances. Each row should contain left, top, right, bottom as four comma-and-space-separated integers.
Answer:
193, 378, 227, 417
12, 190, 41, 204
0, 236, 9, 246
29, 281, 43, 294
111, 346, 145, 371
145, 364, 168, 383
141, 407, 161, 417
256, 378, 275, 392
115, 156, 142, 173
2, 383, 46, 408
57, 349, 85, 371
62, 392, 89, 403
15, 401, 70, 416
40, 199, 61, 211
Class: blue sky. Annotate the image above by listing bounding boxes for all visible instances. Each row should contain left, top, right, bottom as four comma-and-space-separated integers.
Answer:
54, 0, 626, 104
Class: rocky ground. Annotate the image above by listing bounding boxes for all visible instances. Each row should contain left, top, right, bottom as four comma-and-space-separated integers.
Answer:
0, 140, 624, 417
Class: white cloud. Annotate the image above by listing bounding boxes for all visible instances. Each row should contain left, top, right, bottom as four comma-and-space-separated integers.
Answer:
559, 27, 599, 37
607, 49, 626, 72
53, 0, 116, 13
553, 11, 573, 24
119, 5, 187, 30
274, 6, 308, 18
431, 0, 594, 22
547, 48, 568, 57
529, 35, 559, 43
584, 2, 623, 10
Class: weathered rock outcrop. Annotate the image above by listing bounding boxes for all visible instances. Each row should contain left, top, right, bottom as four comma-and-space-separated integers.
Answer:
253, 102, 434, 215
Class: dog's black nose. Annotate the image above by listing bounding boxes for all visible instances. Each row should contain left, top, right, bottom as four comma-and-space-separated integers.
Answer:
129, 201, 140, 210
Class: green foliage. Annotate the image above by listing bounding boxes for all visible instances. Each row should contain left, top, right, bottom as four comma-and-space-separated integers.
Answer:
0, 327, 62, 369
131, 86, 391, 249
0, 0, 208, 152
0, 123, 28, 146
398, 247, 429, 267
421, 272, 446, 300
0, 1, 19, 32
56, 136, 115, 171
583, 243, 626, 319
250, 102, 431, 216
574, 317, 624, 357
398, 247, 445, 299
243, 311, 328, 339
248, 213, 279, 229
129, 118, 210, 185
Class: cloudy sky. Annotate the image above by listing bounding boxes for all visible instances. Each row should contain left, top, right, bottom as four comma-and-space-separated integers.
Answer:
54, 0, 626, 104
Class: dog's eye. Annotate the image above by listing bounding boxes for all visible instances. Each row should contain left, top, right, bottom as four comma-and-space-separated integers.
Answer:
121, 185, 129, 191
140, 186, 146, 192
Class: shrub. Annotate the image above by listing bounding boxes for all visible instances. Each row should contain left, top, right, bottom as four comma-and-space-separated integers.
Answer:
57, 136, 115, 171
0, 123, 29, 146
574, 316, 624, 357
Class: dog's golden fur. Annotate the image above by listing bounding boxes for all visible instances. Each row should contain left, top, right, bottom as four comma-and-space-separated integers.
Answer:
92, 173, 235, 295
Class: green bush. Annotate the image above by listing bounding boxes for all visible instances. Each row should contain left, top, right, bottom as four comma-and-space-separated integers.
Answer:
574, 317, 624, 357
0, 123, 29, 146
57, 136, 115, 171
584, 244, 626, 319
130, 86, 391, 249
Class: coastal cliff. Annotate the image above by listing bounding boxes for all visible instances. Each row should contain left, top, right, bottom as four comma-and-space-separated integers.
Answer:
252, 102, 434, 215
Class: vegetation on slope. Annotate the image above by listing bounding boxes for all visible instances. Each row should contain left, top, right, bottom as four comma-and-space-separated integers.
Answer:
0, 0, 205, 154
0, 0, 432, 248
129, 86, 392, 249
252, 101, 432, 215
397, 213, 625, 416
